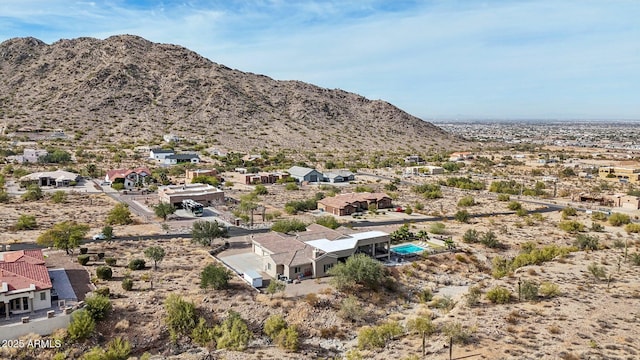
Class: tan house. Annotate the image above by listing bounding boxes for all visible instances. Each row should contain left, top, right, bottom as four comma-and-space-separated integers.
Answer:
317, 192, 393, 216
0, 250, 52, 319
158, 183, 224, 207
251, 224, 390, 280
598, 167, 640, 184
185, 169, 219, 184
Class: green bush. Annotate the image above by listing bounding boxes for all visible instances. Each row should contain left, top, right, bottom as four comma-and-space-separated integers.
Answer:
357, 321, 403, 350
105, 257, 117, 266
417, 288, 433, 303
164, 294, 197, 343
429, 222, 446, 234
328, 253, 387, 291
15, 214, 37, 230
574, 234, 599, 251
264, 315, 288, 339
558, 220, 585, 233
191, 317, 215, 347
539, 282, 561, 298
609, 212, 631, 226
78, 255, 90, 265
629, 253, 640, 266
507, 201, 522, 211
271, 219, 307, 233
200, 263, 231, 290
85, 294, 112, 321
520, 280, 539, 301
625, 223, 640, 234
466, 286, 482, 307
128, 259, 146, 270
462, 229, 479, 243
454, 210, 470, 223
441, 321, 474, 345
215, 310, 252, 351
315, 215, 340, 229
592, 211, 608, 221
68, 309, 95, 341
96, 266, 112, 280
486, 286, 512, 304
561, 207, 577, 217
481, 230, 501, 248
285, 183, 298, 191
497, 194, 510, 201
94, 286, 110, 297
338, 295, 365, 322
275, 326, 300, 352
122, 278, 133, 291
457, 196, 475, 207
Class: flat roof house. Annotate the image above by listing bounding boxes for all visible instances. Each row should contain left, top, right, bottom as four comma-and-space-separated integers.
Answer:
598, 167, 640, 184
317, 192, 393, 216
0, 250, 52, 319
251, 224, 390, 280
158, 183, 224, 207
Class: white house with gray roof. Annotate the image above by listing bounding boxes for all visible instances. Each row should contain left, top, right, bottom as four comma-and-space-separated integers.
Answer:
287, 166, 324, 183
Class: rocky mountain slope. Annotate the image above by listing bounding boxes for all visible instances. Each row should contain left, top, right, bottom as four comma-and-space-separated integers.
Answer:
0, 35, 463, 153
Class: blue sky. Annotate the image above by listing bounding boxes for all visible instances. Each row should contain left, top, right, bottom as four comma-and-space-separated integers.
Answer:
1, 0, 639, 120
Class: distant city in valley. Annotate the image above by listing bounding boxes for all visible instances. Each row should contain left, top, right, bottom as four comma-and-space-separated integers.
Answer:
433, 119, 640, 150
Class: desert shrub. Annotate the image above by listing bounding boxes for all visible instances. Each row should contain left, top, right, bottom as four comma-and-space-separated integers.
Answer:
68, 309, 95, 341
431, 296, 456, 312
85, 294, 112, 321
486, 286, 512, 304
520, 280, 539, 301
200, 263, 231, 290
164, 294, 197, 343
574, 234, 599, 251
191, 317, 215, 347
339, 295, 365, 322
466, 286, 482, 307
304, 293, 319, 306
609, 212, 631, 226
271, 219, 307, 233
441, 321, 474, 344
539, 282, 561, 298
15, 214, 37, 230
591, 222, 604, 232
558, 220, 585, 233
328, 253, 387, 291
275, 326, 300, 351
497, 193, 510, 201
412, 183, 442, 199
587, 262, 607, 281
94, 286, 110, 297
285, 183, 298, 191
417, 288, 433, 303
357, 321, 403, 350
629, 253, 640, 266
454, 210, 470, 223
315, 215, 340, 229
254, 184, 268, 195
264, 315, 288, 339
561, 207, 577, 217
429, 222, 446, 234
592, 211, 608, 221
462, 229, 479, 243
105, 257, 117, 266
78, 255, 90, 265
625, 223, 640, 234
121, 278, 133, 291
215, 310, 252, 351
515, 208, 528, 217
128, 259, 146, 270
481, 230, 501, 248
507, 201, 522, 211
96, 266, 112, 280
457, 196, 475, 207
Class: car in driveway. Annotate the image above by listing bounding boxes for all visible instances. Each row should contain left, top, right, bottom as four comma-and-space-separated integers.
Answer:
92, 233, 107, 240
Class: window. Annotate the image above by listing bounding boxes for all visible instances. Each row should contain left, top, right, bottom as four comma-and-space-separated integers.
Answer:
22, 297, 29, 310
40, 292, 46, 301
323, 264, 334, 273
293, 266, 301, 274
267, 263, 271, 270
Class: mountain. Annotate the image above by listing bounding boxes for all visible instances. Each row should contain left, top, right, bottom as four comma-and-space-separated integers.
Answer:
0, 35, 464, 153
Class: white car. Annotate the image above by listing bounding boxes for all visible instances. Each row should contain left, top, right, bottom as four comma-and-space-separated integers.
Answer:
92, 233, 107, 240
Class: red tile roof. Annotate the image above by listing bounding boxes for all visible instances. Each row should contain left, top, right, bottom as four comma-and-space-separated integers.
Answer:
317, 192, 391, 210
105, 167, 152, 181
0, 262, 52, 291
1, 249, 45, 265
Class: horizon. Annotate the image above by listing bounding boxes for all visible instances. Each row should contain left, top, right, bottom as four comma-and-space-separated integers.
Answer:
1, 1, 639, 121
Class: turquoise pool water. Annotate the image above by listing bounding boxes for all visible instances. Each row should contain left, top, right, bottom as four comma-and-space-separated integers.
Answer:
391, 244, 426, 255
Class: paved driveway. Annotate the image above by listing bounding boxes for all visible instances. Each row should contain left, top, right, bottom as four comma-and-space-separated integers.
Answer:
218, 252, 264, 277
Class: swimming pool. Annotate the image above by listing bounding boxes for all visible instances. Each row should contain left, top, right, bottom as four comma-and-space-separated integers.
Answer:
391, 244, 426, 255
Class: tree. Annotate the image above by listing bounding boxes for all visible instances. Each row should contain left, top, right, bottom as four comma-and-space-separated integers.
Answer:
153, 202, 176, 221
144, 246, 166, 270
86, 163, 98, 178
215, 310, 252, 351
192, 220, 228, 246
102, 225, 114, 241
328, 253, 387, 291
275, 326, 300, 351
21, 184, 43, 201
200, 263, 231, 290
37, 221, 90, 254
407, 315, 435, 356
15, 214, 37, 230
266, 279, 286, 296
106, 203, 133, 225
271, 219, 307, 233
84, 294, 112, 321
164, 294, 197, 343
264, 315, 288, 339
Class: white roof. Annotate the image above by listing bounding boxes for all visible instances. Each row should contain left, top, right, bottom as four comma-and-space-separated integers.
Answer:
20, 170, 78, 182
305, 231, 388, 253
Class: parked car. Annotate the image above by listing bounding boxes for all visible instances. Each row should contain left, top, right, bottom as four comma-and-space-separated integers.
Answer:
92, 233, 106, 240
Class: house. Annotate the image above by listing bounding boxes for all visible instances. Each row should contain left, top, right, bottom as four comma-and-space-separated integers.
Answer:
317, 192, 393, 216
163, 154, 200, 165
0, 250, 52, 319
323, 170, 355, 183
405, 166, 444, 175
149, 149, 175, 161
404, 155, 425, 165
22, 149, 48, 163
19, 170, 79, 187
598, 166, 640, 184
242, 154, 262, 163
105, 167, 152, 189
163, 134, 180, 143
449, 152, 473, 162
287, 166, 323, 183
244, 172, 289, 185
158, 183, 224, 207
186, 169, 220, 184
251, 224, 390, 280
